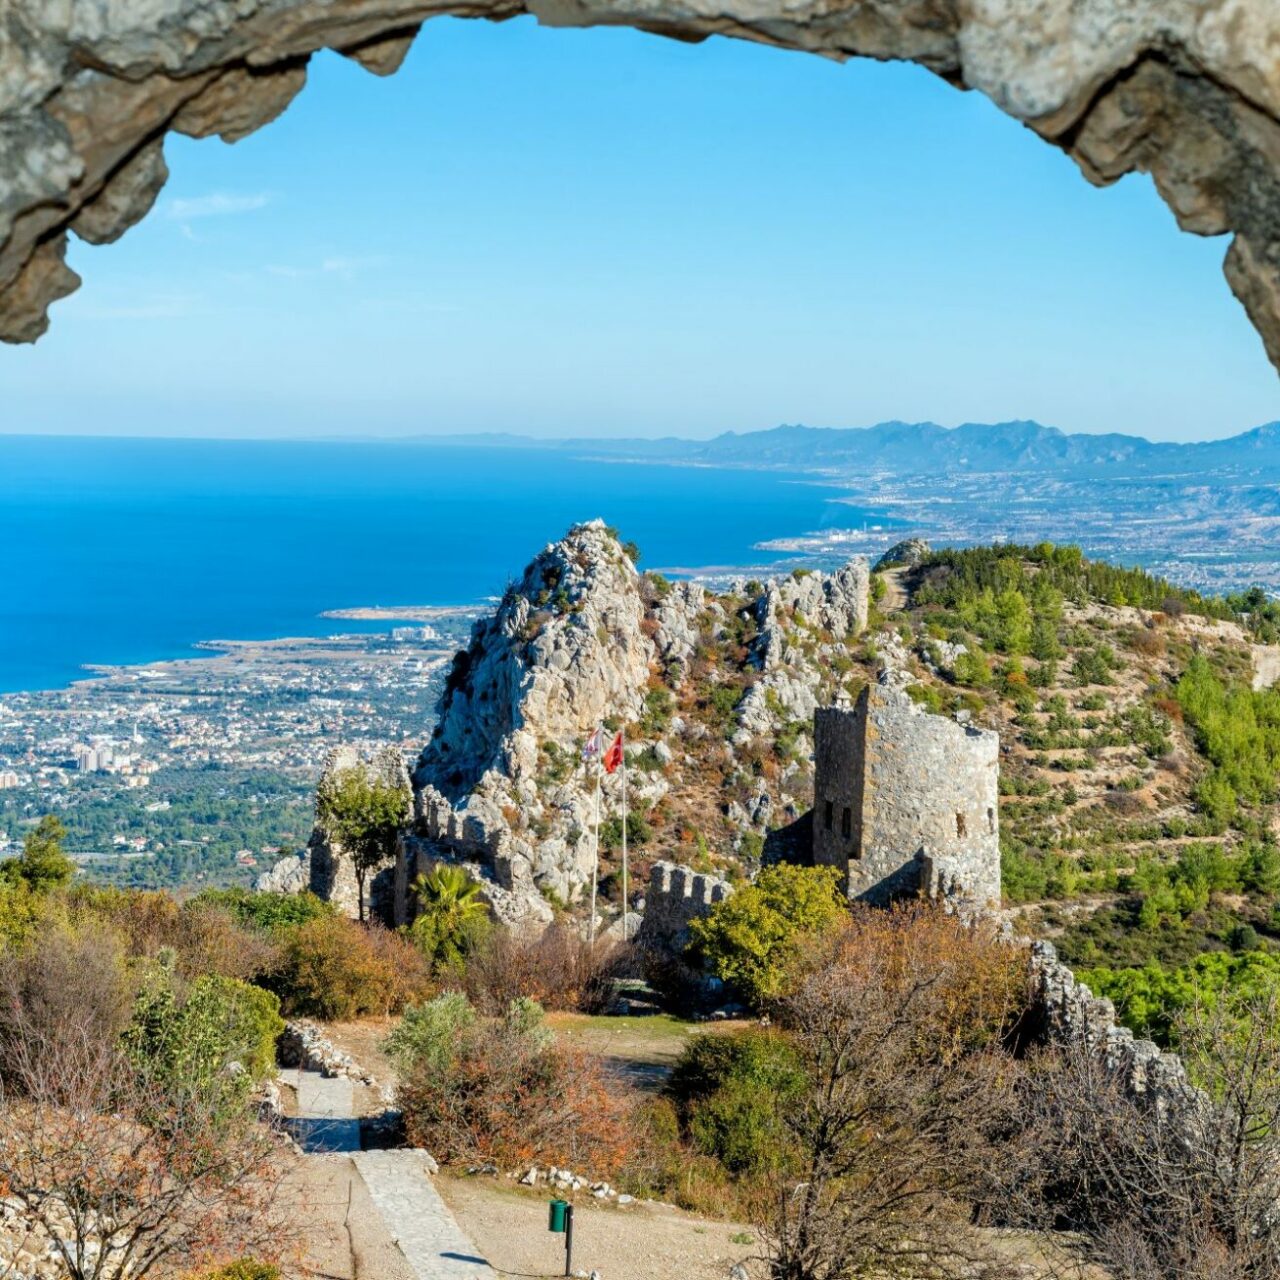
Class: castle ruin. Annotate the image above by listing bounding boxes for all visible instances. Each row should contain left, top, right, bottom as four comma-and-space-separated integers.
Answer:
812, 682, 1001, 908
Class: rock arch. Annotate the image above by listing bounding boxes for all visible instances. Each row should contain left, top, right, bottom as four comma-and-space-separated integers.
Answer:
3, 1, 1279, 377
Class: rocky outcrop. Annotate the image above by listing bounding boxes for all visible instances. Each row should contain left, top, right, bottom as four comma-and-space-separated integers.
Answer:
417, 519, 651, 798
4, 3, 1280, 378
255, 849, 310, 894
734, 560, 869, 745
403, 520, 655, 911
308, 744, 411, 920
874, 539, 931, 571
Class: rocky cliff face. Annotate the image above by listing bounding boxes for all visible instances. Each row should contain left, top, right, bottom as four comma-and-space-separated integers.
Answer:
416, 520, 652, 798
393, 522, 871, 922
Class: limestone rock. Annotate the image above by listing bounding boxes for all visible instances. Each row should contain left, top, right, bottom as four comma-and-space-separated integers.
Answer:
255, 849, 310, 894
3, 1, 1280, 379
874, 538, 931, 571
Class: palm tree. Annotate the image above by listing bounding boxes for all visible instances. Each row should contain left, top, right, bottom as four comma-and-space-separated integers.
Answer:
410, 866, 490, 971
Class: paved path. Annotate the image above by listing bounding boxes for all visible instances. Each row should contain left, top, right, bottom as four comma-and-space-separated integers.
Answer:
354, 1151, 496, 1280
280, 1067, 495, 1278
280, 1068, 362, 1153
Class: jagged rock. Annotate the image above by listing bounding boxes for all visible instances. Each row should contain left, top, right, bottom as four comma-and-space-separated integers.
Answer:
254, 850, 310, 894
417, 519, 651, 795
652, 580, 704, 670
875, 538, 931, 571
4, 2, 1280, 375
379, 524, 662, 922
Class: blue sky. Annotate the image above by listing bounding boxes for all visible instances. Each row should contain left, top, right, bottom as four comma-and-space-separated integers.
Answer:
4, 16, 1277, 442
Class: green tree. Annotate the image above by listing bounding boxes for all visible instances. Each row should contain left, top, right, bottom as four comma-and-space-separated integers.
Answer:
1, 815, 75, 894
408, 865, 491, 972
315, 766, 408, 921
124, 956, 284, 1116
688, 864, 846, 1007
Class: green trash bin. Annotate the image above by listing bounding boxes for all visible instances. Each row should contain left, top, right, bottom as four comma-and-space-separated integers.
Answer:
548, 1199, 569, 1234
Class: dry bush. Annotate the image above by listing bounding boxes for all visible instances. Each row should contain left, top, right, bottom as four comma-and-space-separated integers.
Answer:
398, 1002, 630, 1175
0, 1051, 290, 1280
786, 902, 1032, 1064
0, 926, 136, 1102
1129, 627, 1166, 658
277, 915, 430, 1019
762, 904, 1036, 1280
64, 888, 278, 984
1008, 989, 1280, 1280
462, 924, 623, 1014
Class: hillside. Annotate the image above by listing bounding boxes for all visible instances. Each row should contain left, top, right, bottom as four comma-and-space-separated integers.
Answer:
325, 522, 1280, 987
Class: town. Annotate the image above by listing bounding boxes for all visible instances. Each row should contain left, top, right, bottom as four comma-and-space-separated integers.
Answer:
0, 622, 470, 886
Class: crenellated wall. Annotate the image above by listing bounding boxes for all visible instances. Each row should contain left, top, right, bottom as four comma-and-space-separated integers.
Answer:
636, 860, 734, 953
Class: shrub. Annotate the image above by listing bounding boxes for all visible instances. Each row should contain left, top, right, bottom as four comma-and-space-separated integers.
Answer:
461, 923, 622, 1014
186, 1264, 281, 1280
276, 915, 430, 1020
65, 888, 279, 985
124, 962, 284, 1105
397, 997, 628, 1173
687, 864, 846, 1008
384, 992, 476, 1074
599, 813, 653, 851
193, 888, 335, 936
0, 926, 135, 1098
0, 877, 45, 951
668, 1030, 805, 1176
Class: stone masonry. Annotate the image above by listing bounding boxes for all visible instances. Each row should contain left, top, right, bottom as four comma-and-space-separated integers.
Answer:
813, 681, 1001, 908
636, 861, 734, 954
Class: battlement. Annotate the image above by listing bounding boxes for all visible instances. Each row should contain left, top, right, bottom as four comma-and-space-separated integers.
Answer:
637, 860, 733, 950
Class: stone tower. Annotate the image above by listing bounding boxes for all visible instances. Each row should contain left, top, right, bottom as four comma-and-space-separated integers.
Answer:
813, 682, 1000, 907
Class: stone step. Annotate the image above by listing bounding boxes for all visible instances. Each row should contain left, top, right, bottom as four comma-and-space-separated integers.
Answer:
351, 1150, 496, 1280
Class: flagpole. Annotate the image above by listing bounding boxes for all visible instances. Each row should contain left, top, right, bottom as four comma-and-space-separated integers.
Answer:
621, 727, 629, 943
589, 754, 600, 951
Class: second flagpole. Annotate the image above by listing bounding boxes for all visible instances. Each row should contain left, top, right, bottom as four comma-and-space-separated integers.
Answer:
620, 727, 628, 943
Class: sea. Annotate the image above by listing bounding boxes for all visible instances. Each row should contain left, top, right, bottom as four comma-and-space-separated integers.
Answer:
0, 435, 897, 694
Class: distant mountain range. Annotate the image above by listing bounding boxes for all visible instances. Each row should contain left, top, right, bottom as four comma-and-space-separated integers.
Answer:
412, 419, 1280, 476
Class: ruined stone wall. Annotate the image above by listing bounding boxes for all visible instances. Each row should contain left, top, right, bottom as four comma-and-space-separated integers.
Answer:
636, 861, 733, 954
1030, 940, 1200, 1107
813, 705, 863, 872
813, 683, 1000, 908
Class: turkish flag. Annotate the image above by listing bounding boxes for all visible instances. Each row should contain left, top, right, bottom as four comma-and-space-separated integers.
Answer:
603, 731, 624, 775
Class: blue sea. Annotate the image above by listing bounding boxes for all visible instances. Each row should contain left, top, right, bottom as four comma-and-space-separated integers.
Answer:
1, 435, 896, 693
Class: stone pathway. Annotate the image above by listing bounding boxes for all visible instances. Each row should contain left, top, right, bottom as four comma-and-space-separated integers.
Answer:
282, 1067, 495, 1278
280, 1068, 362, 1154
353, 1151, 496, 1280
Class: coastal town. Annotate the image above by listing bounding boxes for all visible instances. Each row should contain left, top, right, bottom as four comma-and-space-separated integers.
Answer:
0, 621, 471, 885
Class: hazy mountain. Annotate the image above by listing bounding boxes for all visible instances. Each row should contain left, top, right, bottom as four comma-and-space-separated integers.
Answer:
410, 419, 1280, 477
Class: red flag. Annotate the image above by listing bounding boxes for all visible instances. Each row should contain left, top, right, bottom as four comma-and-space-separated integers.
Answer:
602, 731, 624, 775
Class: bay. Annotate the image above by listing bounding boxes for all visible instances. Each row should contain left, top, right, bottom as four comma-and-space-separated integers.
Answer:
0, 435, 894, 693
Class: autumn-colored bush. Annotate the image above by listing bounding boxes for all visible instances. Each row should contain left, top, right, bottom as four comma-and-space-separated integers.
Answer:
275, 915, 430, 1019
397, 996, 629, 1174
461, 923, 623, 1014
785, 902, 1032, 1063
65, 887, 279, 984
